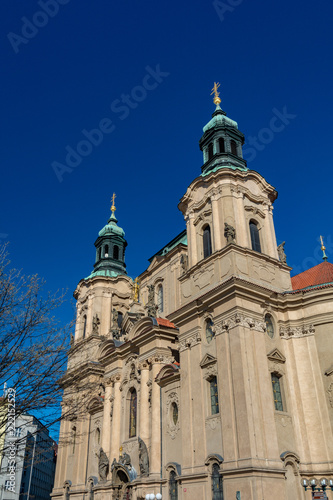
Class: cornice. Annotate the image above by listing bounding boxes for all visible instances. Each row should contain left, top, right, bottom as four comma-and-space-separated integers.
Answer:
178, 168, 277, 214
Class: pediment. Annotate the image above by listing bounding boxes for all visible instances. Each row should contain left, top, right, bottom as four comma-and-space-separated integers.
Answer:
267, 348, 286, 364
200, 353, 217, 368
194, 209, 212, 226
147, 256, 163, 272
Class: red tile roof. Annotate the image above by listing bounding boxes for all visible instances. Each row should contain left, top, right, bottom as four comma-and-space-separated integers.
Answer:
291, 261, 333, 290
156, 317, 177, 329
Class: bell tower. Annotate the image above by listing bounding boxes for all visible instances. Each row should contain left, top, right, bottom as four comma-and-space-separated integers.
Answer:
89, 194, 127, 279
178, 84, 291, 293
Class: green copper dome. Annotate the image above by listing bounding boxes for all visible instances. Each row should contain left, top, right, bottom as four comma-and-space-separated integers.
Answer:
98, 211, 125, 238
203, 105, 238, 133
199, 102, 247, 176
85, 203, 128, 280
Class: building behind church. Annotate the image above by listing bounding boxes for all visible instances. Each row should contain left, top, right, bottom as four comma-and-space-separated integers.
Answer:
51, 89, 333, 500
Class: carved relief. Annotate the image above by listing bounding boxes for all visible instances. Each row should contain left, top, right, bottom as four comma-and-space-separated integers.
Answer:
279, 324, 315, 339
179, 331, 201, 352
219, 313, 266, 333
205, 415, 220, 430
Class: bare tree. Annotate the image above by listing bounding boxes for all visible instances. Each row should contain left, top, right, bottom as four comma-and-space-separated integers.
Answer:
0, 243, 72, 442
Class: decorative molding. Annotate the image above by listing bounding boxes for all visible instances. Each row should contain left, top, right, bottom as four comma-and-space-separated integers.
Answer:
220, 313, 266, 333
244, 205, 266, 219
279, 324, 315, 339
166, 392, 180, 440
179, 331, 201, 352
267, 348, 286, 364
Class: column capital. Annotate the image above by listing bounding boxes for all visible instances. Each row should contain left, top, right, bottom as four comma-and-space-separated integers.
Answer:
139, 360, 150, 370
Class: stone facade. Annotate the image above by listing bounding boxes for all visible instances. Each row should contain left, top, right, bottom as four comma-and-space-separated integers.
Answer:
52, 102, 333, 500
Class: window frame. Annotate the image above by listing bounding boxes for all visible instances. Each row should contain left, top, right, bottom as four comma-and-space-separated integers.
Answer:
271, 372, 284, 412
203, 225, 212, 259
209, 376, 220, 416
249, 220, 262, 253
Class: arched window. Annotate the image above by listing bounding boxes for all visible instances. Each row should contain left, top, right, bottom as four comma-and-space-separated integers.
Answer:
104, 245, 109, 257
157, 284, 163, 313
95, 428, 100, 445
271, 373, 284, 411
208, 143, 214, 160
212, 463, 223, 500
206, 318, 215, 343
82, 315, 87, 339
169, 470, 178, 500
210, 376, 219, 415
203, 225, 212, 259
265, 314, 274, 338
249, 221, 261, 253
218, 137, 225, 153
230, 140, 237, 156
98, 248, 102, 260
129, 389, 137, 438
113, 245, 119, 260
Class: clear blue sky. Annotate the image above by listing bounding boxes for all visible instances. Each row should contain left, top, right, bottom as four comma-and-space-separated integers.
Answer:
1, 0, 333, 326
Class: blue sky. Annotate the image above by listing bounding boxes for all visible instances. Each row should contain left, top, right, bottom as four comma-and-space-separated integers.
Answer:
1, 0, 333, 330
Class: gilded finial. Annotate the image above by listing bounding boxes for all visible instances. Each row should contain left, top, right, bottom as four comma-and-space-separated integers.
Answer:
211, 82, 221, 106
320, 235, 328, 261
111, 193, 116, 213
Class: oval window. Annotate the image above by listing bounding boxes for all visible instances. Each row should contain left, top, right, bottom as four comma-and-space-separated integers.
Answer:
265, 314, 274, 338
171, 402, 178, 425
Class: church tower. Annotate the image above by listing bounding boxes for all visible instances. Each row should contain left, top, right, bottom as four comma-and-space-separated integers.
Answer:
53, 85, 333, 500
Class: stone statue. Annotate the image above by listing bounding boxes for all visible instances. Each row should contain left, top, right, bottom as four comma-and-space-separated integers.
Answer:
133, 277, 140, 302
119, 451, 131, 467
277, 242, 287, 263
145, 285, 158, 318
112, 309, 119, 327
180, 254, 188, 274
138, 437, 149, 476
96, 447, 109, 481
92, 314, 100, 335
224, 222, 236, 244
70, 333, 74, 346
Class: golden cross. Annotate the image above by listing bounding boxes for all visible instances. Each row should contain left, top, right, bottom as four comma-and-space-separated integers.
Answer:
111, 193, 116, 212
211, 82, 221, 105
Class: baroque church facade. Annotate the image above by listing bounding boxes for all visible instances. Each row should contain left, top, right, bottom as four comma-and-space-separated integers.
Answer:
51, 89, 333, 500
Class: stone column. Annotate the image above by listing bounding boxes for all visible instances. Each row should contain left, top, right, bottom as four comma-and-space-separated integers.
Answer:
211, 192, 222, 250
101, 379, 112, 456
86, 293, 94, 337
110, 374, 121, 461
186, 210, 197, 268
139, 361, 150, 442
150, 359, 162, 476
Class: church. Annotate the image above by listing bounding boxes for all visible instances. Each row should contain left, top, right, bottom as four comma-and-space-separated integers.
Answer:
51, 85, 333, 500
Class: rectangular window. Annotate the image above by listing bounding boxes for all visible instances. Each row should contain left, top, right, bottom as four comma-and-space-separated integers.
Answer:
271, 373, 284, 411
210, 376, 219, 415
